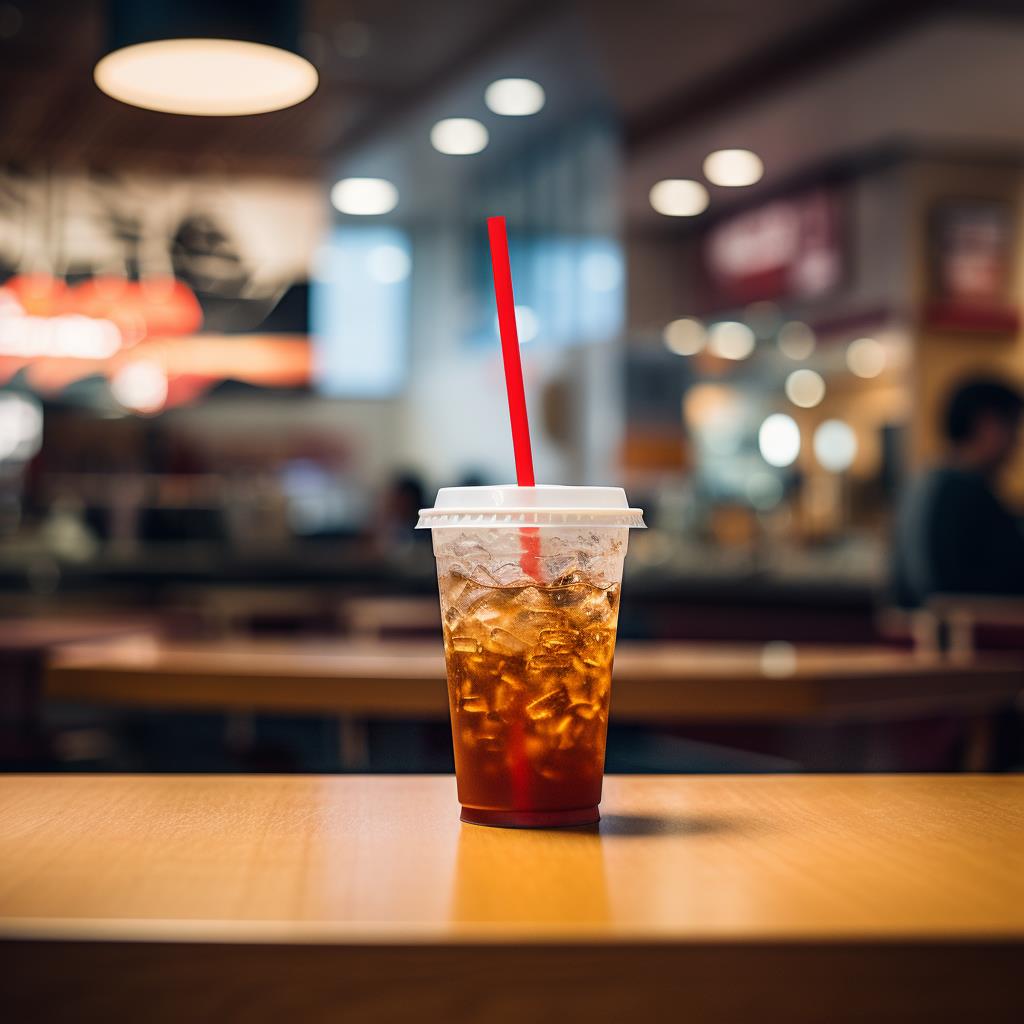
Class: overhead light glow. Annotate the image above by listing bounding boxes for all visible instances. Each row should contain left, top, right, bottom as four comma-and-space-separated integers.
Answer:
785, 368, 826, 408
94, 39, 318, 116
649, 179, 708, 217
330, 178, 399, 216
430, 118, 488, 155
484, 78, 545, 116
759, 413, 801, 467
708, 321, 755, 360
703, 149, 764, 187
663, 317, 706, 356
367, 244, 411, 284
846, 336, 887, 378
777, 321, 816, 360
111, 361, 168, 414
814, 419, 858, 472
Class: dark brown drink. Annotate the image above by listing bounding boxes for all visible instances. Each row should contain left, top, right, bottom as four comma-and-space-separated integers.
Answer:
440, 569, 619, 826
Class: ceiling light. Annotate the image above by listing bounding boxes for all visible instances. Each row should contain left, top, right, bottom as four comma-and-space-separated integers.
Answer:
330, 178, 399, 216
93, 2, 317, 116
846, 336, 887, 378
485, 78, 545, 116
759, 413, 801, 468
649, 179, 708, 217
430, 118, 489, 155
814, 419, 858, 472
663, 318, 706, 356
708, 321, 755, 360
785, 369, 826, 408
703, 149, 764, 187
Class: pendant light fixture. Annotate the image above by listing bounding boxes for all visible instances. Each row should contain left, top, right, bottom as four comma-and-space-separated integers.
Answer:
94, 0, 318, 116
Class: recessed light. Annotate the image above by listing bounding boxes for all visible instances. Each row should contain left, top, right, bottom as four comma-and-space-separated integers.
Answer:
649, 179, 708, 217
484, 78, 545, 116
330, 178, 399, 216
430, 118, 489, 155
703, 149, 763, 187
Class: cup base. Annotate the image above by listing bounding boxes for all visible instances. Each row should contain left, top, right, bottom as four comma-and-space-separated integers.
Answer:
460, 805, 599, 829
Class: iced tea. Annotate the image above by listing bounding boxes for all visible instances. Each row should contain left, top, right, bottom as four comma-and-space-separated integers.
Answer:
440, 568, 619, 824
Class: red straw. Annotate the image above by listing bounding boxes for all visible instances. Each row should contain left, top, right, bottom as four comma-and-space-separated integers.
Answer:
487, 216, 535, 487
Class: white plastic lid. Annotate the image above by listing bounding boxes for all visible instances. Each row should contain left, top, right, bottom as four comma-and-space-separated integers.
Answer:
416, 484, 645, 529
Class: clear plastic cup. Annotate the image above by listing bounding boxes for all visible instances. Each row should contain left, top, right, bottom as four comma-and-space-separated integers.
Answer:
417, 485, 645, 827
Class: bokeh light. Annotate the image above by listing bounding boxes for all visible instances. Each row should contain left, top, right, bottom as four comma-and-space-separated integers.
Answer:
813, 419, 858, 472
759, 413, 801, 467
111, 361, 168, 414
663, 317, 706, 356
846, 336, 887, 378
785, 368, 826, 408
777, 321, 816, 360
708, 321, 756, 360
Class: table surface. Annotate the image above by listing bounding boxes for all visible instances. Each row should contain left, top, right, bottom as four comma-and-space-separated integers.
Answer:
2, 773, 1022, 944
44, 637, 1024, 720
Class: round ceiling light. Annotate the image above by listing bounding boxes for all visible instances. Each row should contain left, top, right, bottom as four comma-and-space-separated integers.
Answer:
430, 118, 489, 155
485, 78, 545, 116
95, 39, 318, 115
649, 179, 708, 217
330, 178, 399, 216
94, 1, 318, 116
703, 149, 764, 187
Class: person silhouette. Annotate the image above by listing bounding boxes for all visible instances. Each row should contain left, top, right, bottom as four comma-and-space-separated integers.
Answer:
892, 376, 1024, 607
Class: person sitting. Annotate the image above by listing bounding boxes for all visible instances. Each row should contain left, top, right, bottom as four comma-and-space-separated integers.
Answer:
892, 376, 1024, 607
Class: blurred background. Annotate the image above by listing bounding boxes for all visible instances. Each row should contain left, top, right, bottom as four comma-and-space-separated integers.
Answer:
1, 0, 1022, 776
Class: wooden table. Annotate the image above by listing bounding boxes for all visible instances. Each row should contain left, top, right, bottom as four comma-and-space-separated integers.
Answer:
1, 774, 1021, 1022
44, 637, 1024, 723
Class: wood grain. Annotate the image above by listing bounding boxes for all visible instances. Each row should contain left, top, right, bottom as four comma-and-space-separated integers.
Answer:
1, 774, 1022, 1022
43, 637, 1024, 721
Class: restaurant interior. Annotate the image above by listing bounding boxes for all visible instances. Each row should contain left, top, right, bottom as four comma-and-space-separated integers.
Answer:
1, 1, 1023, 1020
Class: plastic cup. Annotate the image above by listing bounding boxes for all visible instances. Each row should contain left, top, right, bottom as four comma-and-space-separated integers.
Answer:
417, 485, 645, 828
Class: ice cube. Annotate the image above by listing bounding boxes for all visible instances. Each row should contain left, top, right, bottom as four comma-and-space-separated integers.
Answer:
451, 636, 481, 654
527, 652, 574, 674
488, 627, 529, 656
569, 701, 600, 720
539, 628, 578, 655
579, 627, 614, 667
526, 685, 571, 721
461, 695, 488, 713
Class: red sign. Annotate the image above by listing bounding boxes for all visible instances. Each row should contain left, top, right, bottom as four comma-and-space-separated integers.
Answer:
702, 188, 843, 307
